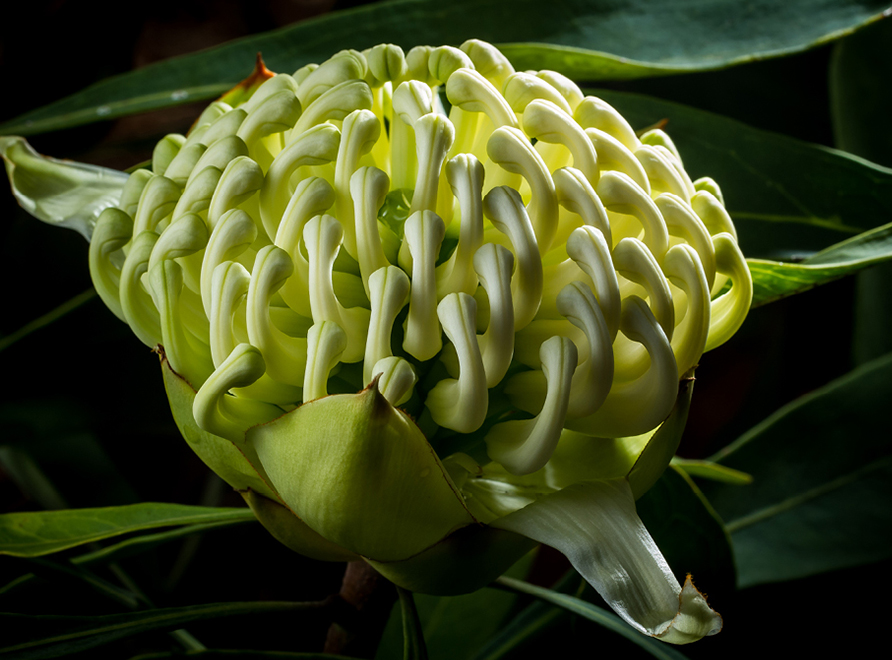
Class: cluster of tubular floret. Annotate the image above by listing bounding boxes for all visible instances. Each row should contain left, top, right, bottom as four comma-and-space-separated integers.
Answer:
88, 40, 751, 477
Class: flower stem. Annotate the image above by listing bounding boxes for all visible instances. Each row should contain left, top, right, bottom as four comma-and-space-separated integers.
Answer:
324, 560, 398, 658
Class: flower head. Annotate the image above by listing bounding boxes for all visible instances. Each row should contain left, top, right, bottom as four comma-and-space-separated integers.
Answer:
2, 39, 752, 644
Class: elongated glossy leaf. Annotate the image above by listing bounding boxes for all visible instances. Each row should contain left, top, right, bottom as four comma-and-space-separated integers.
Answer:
0, 289, 96, 353
493, 577, 690, 659
468, 568, 578, 660
670, 458, 752, 486
0, 503, 255, 557
376, 551, 534, 660
597, 90, 892, 261
830, 19, 892, 165
1, 522, 245, 597
636, 467, 737, 598
0, 601, 326, 660
1, 0, 887, 136
468, 601, 562, 660
830, 19, 892, 364
130, 652, 361, 659
701, 352, 892, 588
748, 220, 892, 306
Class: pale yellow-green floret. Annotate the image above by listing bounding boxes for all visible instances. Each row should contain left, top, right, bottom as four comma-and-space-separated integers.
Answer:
12, 38, 749, 643
88, 38, 751, 480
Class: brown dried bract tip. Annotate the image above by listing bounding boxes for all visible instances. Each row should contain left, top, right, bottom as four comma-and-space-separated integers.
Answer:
216, 53, 276, 108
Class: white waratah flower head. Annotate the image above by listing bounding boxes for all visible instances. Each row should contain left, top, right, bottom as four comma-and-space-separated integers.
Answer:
1, 40, 752, 645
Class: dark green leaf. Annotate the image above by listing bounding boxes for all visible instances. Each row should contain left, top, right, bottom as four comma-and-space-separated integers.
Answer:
0, 601, 328, 660
1, 0, 887, 136
492, 577, 689, 660
129, 652, 361, 660
670, 458, 752, 486
1, 522, 244, 597
748, 220, 892, 306
597, 90, 892, 261
830, 18, 892, 363
468, 600, 563, 660
376, 551, 533, 660
830, 18, 892, 166
636, 466, 737, 597
701, 352, 892, 588
0, 503, 255, 557
0, 289, 96, 353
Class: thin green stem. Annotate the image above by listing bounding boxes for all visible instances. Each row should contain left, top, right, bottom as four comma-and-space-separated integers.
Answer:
0, 288, 97, 352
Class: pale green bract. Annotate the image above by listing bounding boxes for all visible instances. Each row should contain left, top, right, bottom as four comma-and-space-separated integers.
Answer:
1, 40, 753, 645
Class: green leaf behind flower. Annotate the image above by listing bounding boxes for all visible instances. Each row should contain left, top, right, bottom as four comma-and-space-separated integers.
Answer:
492, 577, 690, 659
0, 601, 328, 660
0, 0, 887, 136
747, 219, 892, 306
0, 503, 254, 558
700, 352, 892, 588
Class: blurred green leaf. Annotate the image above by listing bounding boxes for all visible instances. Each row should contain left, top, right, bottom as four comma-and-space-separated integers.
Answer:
701, 352, 892, 588
468, 600, 563, 660
0, 399, 140, 509
670, 458, 753, 486
597, 90, 892, 261
0, 601, 328, 660
1, 0, 888, 136
831, 18, 892, 364
0, 289, 96, 353
376, 552, 534, 660
1, 522, 244, 597
492, 577, 689, 659
748, 219, 892, 306
636, 466, 737, 597
130, 652, 361, 659
830, 18, 892, 165
0, 503, 255, 557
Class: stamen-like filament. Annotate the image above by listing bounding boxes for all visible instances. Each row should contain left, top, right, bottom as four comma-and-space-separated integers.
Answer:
662, 244, 710, 375
523, 100, 599, 187
574, 96, 641, 152
487, 335, 577, 475
704, 233, 752, 352
596, 171, 669, 260
192, 343, 281, 444
556, 281, 614, 418
259, 123, 341, 240
364, 265, 410, 384
207, 156, 264, 231
436, 154, 485, 297
426, 292, 488, 433
119, 231, 162, 347
275, 177, 337, 318
483, 186, 543, 331
473, 243, 515, 387
200, 209, 259, 317
303, 215, 370, 362
656, 194, 717, 289
245, 245, 308, 386
402, 210, 446, 360
564, 296, 678, 438
133, 175, 180, 235
351, 166, 391, 294
486, 126, 559, 253
303, 321, 347, 402
334, 109, 381, 257
88, 207, 132, 322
